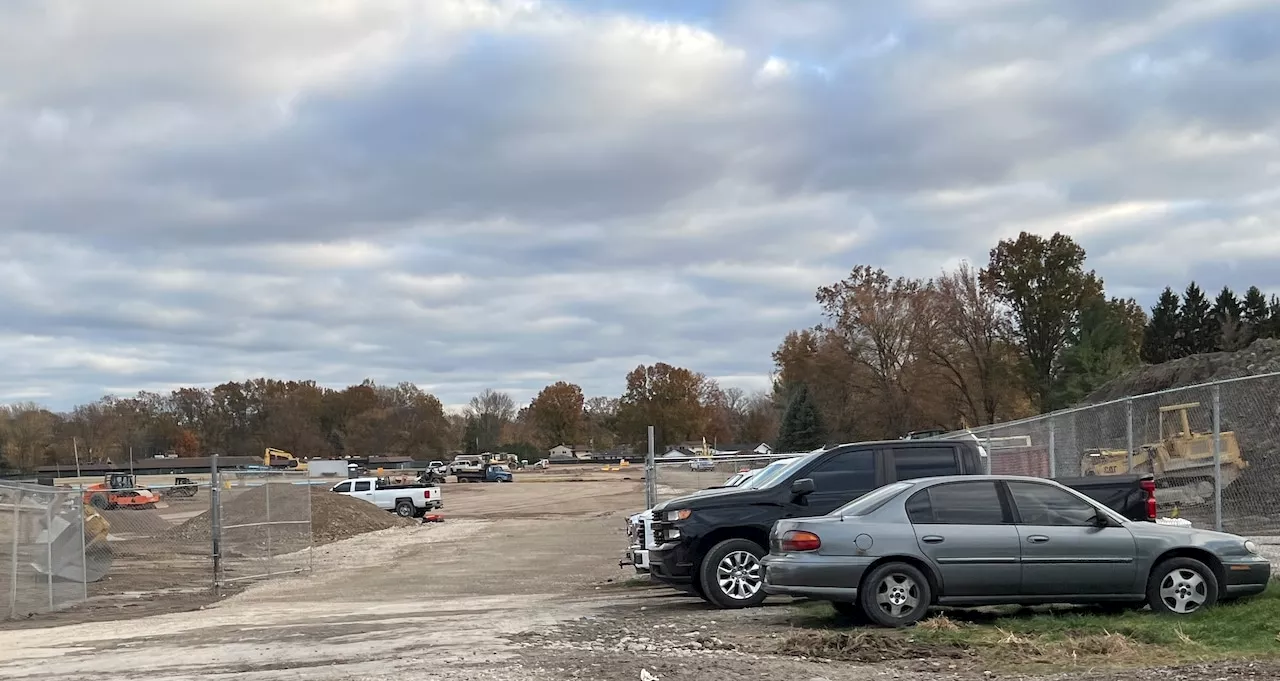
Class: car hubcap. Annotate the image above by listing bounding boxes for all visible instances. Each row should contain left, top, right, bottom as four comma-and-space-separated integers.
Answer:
716, 550, 762, 600
875, 573, 920, 618
1159, 568, 1207, 613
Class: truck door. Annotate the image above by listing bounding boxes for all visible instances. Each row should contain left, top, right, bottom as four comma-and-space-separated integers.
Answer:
351, 479, 377, 505
793, 448, 879, 515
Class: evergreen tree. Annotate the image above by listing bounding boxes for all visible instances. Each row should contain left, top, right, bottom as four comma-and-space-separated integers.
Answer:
1268, 295, 1280, 339
776, 383, 826, 452
1177, 282, 1215, 356
1055, 298, 1141, 405
1242, 286, 1269, 330
1212, 286, 1246, 350
1140, 287, 1180, 364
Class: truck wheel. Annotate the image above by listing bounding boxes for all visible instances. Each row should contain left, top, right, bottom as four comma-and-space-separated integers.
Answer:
1147, 557, 1218, 615
858, 562, 931, 627
394, 501, 415, 518
697, 538, 768, 609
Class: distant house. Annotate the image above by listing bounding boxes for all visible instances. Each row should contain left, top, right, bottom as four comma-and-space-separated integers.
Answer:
661, 447, 696, 460
714, 443, 774, 456
549, 443, 595, 461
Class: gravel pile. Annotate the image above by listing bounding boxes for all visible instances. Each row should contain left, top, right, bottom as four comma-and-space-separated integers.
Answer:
168, 485, 415, 546
1084, 338, 1280, 402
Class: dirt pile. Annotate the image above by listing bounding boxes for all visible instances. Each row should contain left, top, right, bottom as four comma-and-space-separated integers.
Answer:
1084, 338, 1280, 402
168, 485, 415, 546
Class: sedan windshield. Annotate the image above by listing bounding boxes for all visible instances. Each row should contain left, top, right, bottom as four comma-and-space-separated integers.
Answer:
746, 454, 814, 489
829, 482, 915, 516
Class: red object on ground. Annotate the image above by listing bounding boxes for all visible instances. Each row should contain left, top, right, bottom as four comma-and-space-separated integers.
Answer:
422, 514, 444, 523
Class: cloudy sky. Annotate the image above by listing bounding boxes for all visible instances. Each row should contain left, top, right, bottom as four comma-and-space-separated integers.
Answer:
2, 0, 1278, 411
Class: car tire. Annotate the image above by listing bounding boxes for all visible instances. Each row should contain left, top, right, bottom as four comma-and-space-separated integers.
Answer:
858, 562, 932, 628
1147, 557, 1218, 615
697, 538, 768, 609
394, 501, 415, 518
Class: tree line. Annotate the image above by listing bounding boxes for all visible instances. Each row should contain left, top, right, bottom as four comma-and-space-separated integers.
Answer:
3, 231, 1276, 472
769, 232, 1280, 452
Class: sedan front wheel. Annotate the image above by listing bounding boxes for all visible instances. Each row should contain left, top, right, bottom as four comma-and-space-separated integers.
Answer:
1147, 557, 1218, 615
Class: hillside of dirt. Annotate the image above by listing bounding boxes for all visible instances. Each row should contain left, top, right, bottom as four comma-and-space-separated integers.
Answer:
168, 484, 415, 546
1084, 338, 1280, 402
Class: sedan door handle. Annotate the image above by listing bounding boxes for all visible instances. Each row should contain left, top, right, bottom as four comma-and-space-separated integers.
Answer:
1027, 535, 1050, 544
921, 535, 944, 544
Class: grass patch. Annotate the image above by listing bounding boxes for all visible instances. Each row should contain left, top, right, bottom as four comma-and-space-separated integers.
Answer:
781, 583, 1280, 670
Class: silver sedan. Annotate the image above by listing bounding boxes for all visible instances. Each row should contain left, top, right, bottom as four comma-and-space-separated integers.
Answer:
761, 475, 1270, 627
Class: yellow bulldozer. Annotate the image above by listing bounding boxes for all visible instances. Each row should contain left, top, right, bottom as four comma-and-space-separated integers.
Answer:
32, 501, 113, 583
1080, 402, 1247, 507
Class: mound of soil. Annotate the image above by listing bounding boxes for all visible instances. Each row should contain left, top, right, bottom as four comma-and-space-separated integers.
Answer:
1084, 338, 1280, 403
167, 485, 415, 547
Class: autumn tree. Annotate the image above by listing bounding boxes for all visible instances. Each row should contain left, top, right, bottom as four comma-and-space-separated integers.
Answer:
776, 384, 825, 452
980, 231, 1104, 411
1177, 282, 1215, 356
1141, 287, 1181, 364
583, 396, 620, 450
816, 265, 933, 436
463, 389, 516, 452
528, 381, 585, 448
616, 363, 709, 448
737, 392, 780, 445
924, 261, 1020, 426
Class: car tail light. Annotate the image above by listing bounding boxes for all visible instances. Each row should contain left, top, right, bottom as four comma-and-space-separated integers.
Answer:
1140, 478, 1157, 520
781, 530, 821, 552
424, 490, 433, 499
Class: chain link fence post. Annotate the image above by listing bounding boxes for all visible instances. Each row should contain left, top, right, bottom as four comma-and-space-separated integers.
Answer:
8, 487, 19, 619
1047, 419, 1056, 479
1212, 382, 1223, 532
265, 473, 273, 577
210, 454, 221, 591
645, 425, 656, 510
1126, 398, 1135, 471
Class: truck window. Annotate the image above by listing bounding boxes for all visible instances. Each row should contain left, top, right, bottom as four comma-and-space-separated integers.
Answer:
333, 481, 352, 493
354, 480, 371, 492
806, 450, 875, 492
892, 446, 960, 480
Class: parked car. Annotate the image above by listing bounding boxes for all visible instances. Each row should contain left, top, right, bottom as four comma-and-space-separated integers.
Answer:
331, 476, 443, 517
624, 458, 798, 574
762, 474, 1269, 626
690, 458, 715, 471
647, 439, 1159, 609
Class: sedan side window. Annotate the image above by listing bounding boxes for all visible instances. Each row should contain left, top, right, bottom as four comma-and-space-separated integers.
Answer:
918, 482, 1005, 524
904, 489, 933, 523
806, 450, 875, 492
1007, 482, 1098, 526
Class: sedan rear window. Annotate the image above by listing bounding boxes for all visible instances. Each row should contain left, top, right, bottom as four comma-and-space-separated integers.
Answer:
830, 481, 915, 517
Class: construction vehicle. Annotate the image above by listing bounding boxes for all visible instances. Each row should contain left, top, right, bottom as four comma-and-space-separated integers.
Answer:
83, 473, 163, 510
1080, 402, 1247, 506
161, 477, 199, 498
265, 447, 308, 471
33, 502, 113, 583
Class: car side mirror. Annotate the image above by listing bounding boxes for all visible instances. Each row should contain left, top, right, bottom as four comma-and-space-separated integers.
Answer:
1092, 508, 1112, 528
791, 478, 816, 498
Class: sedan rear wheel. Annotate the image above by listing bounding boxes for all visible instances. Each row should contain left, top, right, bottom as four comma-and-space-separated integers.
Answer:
858, 562, 931, 628
697, 538, 768, 609
1148, 557, 1218, 615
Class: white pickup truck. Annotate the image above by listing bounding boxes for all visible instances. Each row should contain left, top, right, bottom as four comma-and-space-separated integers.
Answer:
331, 477, 443, 518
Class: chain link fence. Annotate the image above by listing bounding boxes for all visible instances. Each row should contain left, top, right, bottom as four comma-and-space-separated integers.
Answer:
2, 459, 315, 619
937, 372, 1280, 543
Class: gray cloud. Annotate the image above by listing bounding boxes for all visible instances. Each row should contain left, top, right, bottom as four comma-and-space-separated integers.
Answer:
1, 0, 1278, 410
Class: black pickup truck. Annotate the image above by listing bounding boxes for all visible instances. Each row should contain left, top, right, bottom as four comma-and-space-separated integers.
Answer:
647, 439, 1157, 609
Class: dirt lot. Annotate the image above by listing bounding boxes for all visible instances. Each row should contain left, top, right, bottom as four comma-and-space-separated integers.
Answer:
3, 476, 1279, 680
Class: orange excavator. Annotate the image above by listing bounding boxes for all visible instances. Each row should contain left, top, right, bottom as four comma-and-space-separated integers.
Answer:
83, 473, 163, 510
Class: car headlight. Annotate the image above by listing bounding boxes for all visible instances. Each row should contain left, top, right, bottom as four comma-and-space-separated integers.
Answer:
665, 509, 692, 522
1245, 540, 1259, 555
